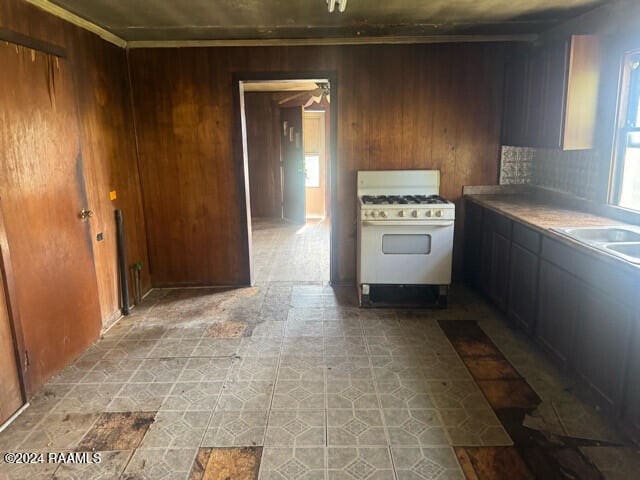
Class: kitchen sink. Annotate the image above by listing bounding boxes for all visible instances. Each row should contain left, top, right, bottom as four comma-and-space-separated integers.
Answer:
556, 226, 640, 243
603, 243, 640, 264
552, 226, 640, 265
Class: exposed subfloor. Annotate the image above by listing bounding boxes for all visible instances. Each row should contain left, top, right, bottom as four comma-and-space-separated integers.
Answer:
251, 217, 330, 283
1, 282, 639, 479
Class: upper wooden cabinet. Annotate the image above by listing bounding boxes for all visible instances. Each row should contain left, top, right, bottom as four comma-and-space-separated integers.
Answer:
502, 35, 601, 150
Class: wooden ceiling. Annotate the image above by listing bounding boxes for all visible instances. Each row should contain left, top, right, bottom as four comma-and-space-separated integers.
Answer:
42, 0, 610, 42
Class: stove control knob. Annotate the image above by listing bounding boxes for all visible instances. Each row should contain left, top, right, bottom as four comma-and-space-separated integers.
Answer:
411, 210, 418, 218
435, 210, 443, 217
425, 210, 432, 217
398, 210, 404, 217
380, 211, 387, 218
370, 211, 377, 218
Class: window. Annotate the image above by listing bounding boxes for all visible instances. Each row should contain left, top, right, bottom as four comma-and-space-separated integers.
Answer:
614, 54, 640, 211
304, 154, 320, 187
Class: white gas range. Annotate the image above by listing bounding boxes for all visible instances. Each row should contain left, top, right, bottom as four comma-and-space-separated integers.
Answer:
356, 170, 455, 306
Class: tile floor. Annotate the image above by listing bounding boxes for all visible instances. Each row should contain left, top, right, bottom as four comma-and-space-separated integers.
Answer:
251, 217, 330, 283
1, 218, 639, 479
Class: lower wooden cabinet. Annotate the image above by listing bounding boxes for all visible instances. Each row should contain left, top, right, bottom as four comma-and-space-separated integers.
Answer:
489, 232, 510, 311
465, 198, 640, 440
475, 208, 511, 311
463, 200, 484, 289
573, 284, 634, 413
535, 260, 578, 369
507, 242, 539, 334
622, 325, 640, 443
479, 222, 493, 298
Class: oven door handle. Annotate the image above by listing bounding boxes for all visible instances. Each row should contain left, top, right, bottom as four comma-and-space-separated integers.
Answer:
361, 220, 454, 227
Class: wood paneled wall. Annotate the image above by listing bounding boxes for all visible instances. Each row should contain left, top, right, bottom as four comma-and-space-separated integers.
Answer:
245, 92, 282, 218
129, 44, 507, 284
0, 0, 150, 327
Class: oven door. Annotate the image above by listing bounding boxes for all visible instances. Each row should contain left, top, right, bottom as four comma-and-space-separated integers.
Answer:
359, 220, 454, 285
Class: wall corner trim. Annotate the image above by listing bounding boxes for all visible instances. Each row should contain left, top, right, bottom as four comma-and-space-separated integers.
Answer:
24, 0, 127, 48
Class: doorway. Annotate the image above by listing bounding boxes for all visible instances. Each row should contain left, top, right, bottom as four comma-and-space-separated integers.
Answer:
237, 76, 336, 284
303, 110, 328, 220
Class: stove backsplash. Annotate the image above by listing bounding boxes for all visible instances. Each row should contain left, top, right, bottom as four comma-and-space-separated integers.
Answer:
499, 145, 605, 201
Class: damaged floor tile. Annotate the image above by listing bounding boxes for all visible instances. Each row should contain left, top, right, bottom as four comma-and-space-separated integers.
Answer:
477, 379, 540, 410
205, 321, 248, 338
189, 446, 262, 480
455, 446, 534, 480
77, 411, 156, 451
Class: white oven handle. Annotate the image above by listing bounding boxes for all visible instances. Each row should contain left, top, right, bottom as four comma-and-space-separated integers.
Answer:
361, 220, 454, 227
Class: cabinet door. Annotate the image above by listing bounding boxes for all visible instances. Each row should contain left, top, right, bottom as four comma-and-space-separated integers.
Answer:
502, 46, 531, 146
526, 42, 569, 148
502, 40, 571, 148
573, 284, 633, 413
536, 260, 577, 368
463, 201, 483, 288
622, 322, 640, 443
563, 35, 600, 150
479, 218, 493, 298
540, 42, 568, 148
489, 232, 510, 311
507, 243, 539, 334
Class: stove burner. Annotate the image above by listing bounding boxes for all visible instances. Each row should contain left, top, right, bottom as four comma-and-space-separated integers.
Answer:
361, 195, 386, 205
361, 194, 448, 205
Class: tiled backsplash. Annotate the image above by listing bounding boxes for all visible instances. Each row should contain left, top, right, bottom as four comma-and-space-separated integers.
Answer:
500, 145, 604, 200
499, 146, 535, 185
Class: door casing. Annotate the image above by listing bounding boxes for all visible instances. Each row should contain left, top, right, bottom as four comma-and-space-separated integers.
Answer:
234, 71, 338, 285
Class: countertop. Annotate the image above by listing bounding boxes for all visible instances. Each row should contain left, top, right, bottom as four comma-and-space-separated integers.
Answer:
465, 193, 626, 230
464, 190, 640, 275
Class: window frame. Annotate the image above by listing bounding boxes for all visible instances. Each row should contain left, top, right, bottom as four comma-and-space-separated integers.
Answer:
610, 50, 640, 211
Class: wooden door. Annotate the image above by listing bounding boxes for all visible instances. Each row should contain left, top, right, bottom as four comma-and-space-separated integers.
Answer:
0, 266, 22, 424
303, 111, 326, 218
280, 107, 305, 224
0, 44, 102, 394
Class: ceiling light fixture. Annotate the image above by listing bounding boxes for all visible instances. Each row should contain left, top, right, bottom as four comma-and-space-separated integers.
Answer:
327, 0, 347, 13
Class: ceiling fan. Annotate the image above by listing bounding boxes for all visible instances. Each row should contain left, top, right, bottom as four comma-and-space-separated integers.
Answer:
277, 82, 330, 107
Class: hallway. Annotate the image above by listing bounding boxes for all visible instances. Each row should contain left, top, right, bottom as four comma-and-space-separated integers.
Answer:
251, 218, 330, 284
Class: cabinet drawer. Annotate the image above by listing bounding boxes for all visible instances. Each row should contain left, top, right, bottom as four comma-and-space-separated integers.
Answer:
512, 222, 541, 253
